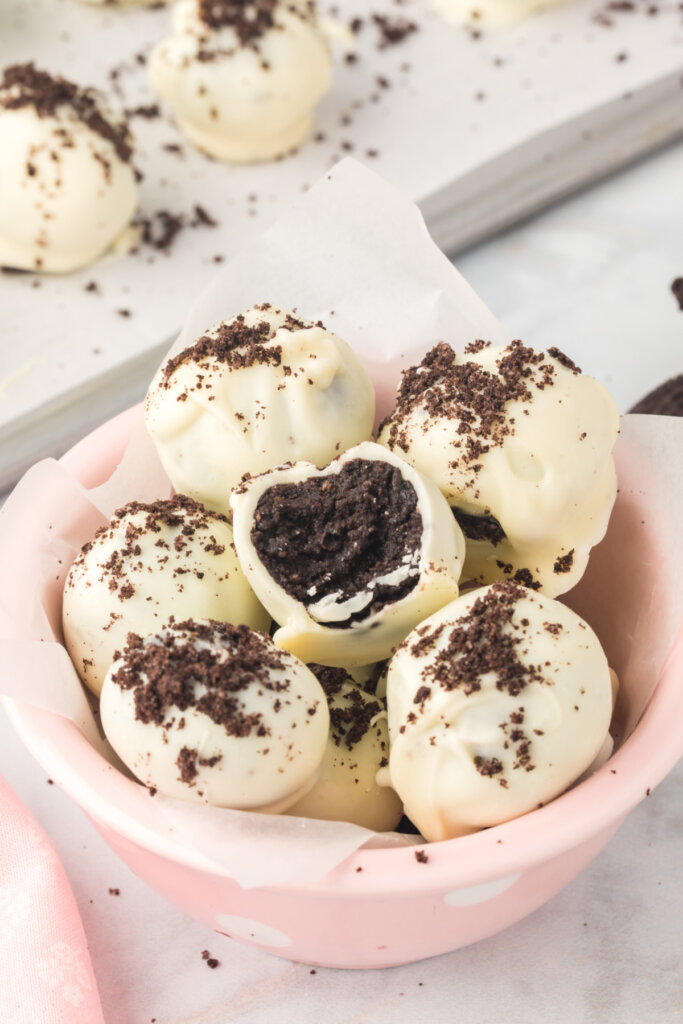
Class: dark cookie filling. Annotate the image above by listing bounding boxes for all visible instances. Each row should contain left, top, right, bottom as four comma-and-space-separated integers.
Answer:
251, 459, 423, 628
112, 620, 291, 735
451, 507, 506, 546
0, 63, 133, 164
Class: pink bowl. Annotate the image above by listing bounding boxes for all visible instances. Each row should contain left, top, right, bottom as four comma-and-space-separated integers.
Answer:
5, 407, 683, 968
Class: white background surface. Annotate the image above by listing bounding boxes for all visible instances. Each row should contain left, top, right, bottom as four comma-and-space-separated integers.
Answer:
0, 137, 681, 1022
2, 0, 683, 442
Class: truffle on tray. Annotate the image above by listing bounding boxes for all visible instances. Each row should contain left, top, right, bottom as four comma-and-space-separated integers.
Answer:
148, 0, 332, 162
0, 63, 138, 273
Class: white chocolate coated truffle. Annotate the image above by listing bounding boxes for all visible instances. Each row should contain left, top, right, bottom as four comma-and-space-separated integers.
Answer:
384, 581, 613, 842
145, 305, 375, 516
231, 442, 466, 667
286, 667, 403, 830
100, 620, 329, 810
0, 64, 137, 273
148, 0, 332, 162
378, 341, 619, 596
63, 495, 268, 697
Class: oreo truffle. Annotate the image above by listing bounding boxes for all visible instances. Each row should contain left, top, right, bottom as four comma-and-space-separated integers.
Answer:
230, 441, 466, 666
145, 305, 375, 516
100, 619, 329, 810
378, 340, 619, 596
384, 581, 614, 841
285, 665, 403, 830
0, 63, 137, 273
63, 495, 268, 696
148, 0, 332, 162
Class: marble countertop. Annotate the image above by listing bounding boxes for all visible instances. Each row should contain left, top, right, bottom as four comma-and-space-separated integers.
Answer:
1, 141, 682, 1023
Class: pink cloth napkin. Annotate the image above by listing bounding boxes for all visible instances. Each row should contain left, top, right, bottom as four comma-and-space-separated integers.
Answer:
0, 776, 105, 1024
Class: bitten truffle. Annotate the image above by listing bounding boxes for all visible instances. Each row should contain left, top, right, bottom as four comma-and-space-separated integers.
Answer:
148, 0, 332, 162
230, 441, 466, 666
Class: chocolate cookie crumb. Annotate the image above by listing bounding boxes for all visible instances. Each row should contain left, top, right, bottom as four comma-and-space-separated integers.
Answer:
372, 14, 419, 48
553, 550, 574, 574
0, 63, 133, 164
452, 507, 506, 545
201, 949, 220, 968
413, 582, 545, 711
176, 746, 199, 784
112, 619, 290, 737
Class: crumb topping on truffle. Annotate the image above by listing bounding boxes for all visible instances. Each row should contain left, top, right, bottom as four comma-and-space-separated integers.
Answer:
112, 619, 291, 734
408, 581, 546, 699
161, 305, 326, 388
197, 0, 315, 45
381, 340, 580, 494
307, 663, 384, 751
68, 495, 230, 603
0, 63, 133, 164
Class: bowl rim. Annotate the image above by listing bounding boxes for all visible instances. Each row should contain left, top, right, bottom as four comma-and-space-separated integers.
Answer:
4, 405, 683, 896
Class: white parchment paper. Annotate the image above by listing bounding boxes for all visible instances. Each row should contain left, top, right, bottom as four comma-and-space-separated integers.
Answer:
0, 159, 681, 888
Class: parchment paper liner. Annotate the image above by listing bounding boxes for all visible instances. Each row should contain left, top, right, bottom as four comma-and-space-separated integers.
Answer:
1, 160, 681, 888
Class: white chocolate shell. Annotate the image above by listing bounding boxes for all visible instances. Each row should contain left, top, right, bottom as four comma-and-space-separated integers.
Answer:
63, 495, 269, 696
384, 581, 613, 842
378, 341, 619, 597
100, 619, 329, 811
230, 441, 466, 667
148, 0, 332, 163
145, 305, 375, 517
286, 668, 403, 831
